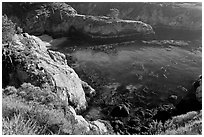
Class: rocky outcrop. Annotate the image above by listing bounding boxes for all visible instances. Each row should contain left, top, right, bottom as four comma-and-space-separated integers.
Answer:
110, 104, 130, 117
69, 2, 202, 31
8, 3, 154, 41
173, 76, 202, 116
2, 33, 112, 134
3, 33, 87, 112
195, 76, 202, 104
69, 2, 201, 40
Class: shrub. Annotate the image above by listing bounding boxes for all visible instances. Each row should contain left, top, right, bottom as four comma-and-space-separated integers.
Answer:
18, 83, 57, 106
3, 86, 18, 96
2, 95, 29, 119
2, 15, 16, 44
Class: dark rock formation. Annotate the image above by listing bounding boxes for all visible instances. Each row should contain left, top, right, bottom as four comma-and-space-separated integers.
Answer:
173, 75, 202, 116
153, 110, 172, 123
110, 104, 130, 117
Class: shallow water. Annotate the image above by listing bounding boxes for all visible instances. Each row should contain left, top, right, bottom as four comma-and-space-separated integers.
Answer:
66, 40, 201, 107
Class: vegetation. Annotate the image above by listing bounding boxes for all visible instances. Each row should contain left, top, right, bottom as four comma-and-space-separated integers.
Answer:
2, 84, 69, 135
2, 113, 42, 135
2, 15, 16, 44
148, 111, 202, 135
2, 2, 202, 135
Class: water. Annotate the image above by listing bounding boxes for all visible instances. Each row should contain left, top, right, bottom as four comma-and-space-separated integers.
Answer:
64, 40, 201, 107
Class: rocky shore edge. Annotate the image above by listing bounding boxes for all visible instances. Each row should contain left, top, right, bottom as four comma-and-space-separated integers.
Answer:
2, 2, 202, 135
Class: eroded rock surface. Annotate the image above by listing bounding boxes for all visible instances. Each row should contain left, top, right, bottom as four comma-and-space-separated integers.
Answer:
2, 33, 112, 134
70, 2, 202, 31
5, 3, 154, 40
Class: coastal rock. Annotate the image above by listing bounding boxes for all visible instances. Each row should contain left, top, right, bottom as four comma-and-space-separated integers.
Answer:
2, 33, 112, 134
168, 95, 178, 103
173, 75, 202, 115
81, 80, 96, 97
153, 110, 172, 123
19, 3, 154, 40
194, 75, 202, 103
142, 40, 189, 46
110, 104, 130, 117
196, 84, 202, 103
3, 33, 87, 112
70, 2, 202, 31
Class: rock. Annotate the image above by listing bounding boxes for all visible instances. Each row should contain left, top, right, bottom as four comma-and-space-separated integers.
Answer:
81, 80, 96, 97
194, 75, 202, 103
196, 84, 202, 103
12, 3, 154, 41
69, 3, 202, 31
142, 40, 189, 46
127, 126, 140, 134
173, 75, 202, 116
61, 106, 112, 134
110, 104, 130, 117
3, 33, 89, 112
168, 95, 178, 103
111, 120, 124, 130
116, 84, 130, 94
89, 120, 109, 134
84, 107, 104, 121
128, 118, 140, 127
7, 33, 112, 135
153, 110, 172, 123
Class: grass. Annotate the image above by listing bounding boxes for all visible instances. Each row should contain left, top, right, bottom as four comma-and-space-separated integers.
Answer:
2, 84, 68, 135
2, 113, 43, 135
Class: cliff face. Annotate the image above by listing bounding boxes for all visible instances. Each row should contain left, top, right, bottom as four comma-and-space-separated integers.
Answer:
3, 3, 154, 40
3, 33, 87, 111
2, 32, 112, 134
69, 2, 202, 31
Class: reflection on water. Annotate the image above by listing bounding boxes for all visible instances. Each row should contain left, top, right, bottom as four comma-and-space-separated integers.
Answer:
68, 41, 201, 107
